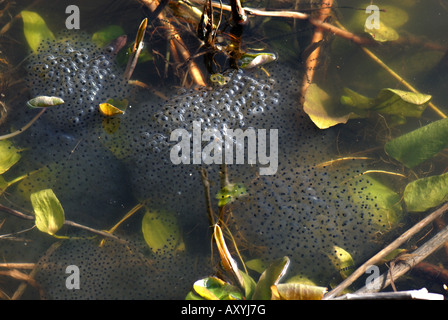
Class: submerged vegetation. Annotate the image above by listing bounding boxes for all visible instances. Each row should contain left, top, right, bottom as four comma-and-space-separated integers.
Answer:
0, 0, 447, 300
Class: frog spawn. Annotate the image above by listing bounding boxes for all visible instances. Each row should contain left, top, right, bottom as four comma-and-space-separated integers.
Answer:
26, 31, 131, 131
13, 34, 391, 298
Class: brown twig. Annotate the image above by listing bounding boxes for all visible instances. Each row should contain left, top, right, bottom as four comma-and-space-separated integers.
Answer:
354, 223, 448, 294
200, 167, 216, 228
138, 0, 207, 87
324, 201, 448, 299
300, 0, 333, 104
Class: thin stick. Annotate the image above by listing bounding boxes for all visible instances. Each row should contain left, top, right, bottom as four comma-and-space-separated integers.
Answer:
0, 109, 45, 140
333, 20, 447, 119
324, 201, 448, 299
0, 263, 35, 269
354, 224, 448, 294
200, 167, 215, 227
0, 203, 123, 241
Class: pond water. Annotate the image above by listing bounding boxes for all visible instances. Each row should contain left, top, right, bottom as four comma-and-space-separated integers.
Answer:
0, 0, 447, 299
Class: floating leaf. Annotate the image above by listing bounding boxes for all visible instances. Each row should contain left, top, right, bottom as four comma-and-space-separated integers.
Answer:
215, 183, 248, 206
239, 52, 277, 69
271, 283, 327, 300
99, 98, 128, 117
385, 118, 448, 168
252, 256, 290, 300
141, 208, 183, 254
403, 172, 448, 212
187, 277, 243, 300
30, 189, 65, 236
0, 140, 21, 174
213, 224, 245, 288
21, 11, 55, 53
326, 245, 355, 279
91, 25, 125, 48
27, 96, 64, 108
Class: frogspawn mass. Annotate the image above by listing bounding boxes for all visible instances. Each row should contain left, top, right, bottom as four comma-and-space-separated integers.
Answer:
4, 30, 399, 299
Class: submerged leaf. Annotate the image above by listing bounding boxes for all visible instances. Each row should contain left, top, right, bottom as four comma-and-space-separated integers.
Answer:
351, 175, 403, 230
366, 20, 399, 42
385, 118, 448, 168
271, 283, 327, 300
404, 172, 448, 212
21, 11, 55, 53
30, 189, 65, 236
326, 245, 355, 279
303, 84, 360, 129
91, 25, 125, 48
141, 208, 183, 254
0, 140, 21, 174
252, 256, 290, 300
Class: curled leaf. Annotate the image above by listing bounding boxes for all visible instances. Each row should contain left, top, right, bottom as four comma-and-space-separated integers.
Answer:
189, 277, 243, 300
271, 283, 327, 300
30, 189, 65, 236
252, 256, 290, 300
99, 98, 128, 116
27, 96, 64, 108
239, 52, 277, 69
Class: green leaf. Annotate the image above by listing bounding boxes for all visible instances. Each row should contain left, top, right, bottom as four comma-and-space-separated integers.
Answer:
341, 88, 431, 121
385, 118, 448, 168
246, 258, 268, 274
0, 173, 28, 195
271, 283, 327, 300
141, 208, 184, 255
91, 25, 125, 48
30, 189, 65, 236
215, 183, 248, 206
373, 89, 431, 118
325, 245, 355, 279
365, 20, 399, 42
0, 140, 21, 174
404, 172, 448, 212
252, 256, 290, 300
303, 84, 361, 129
351, 175, 403, 230
190, 277, 243, 300
21, 11, 55, 53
